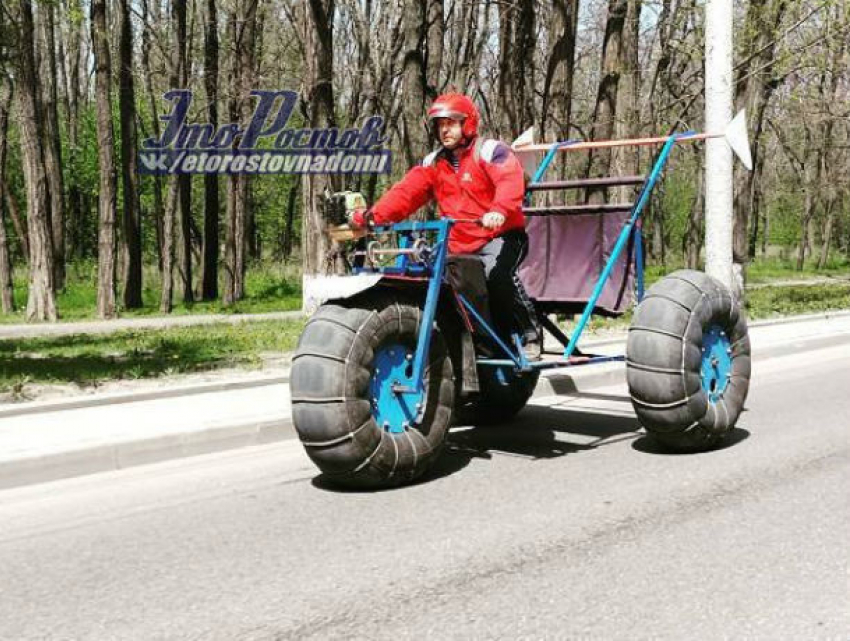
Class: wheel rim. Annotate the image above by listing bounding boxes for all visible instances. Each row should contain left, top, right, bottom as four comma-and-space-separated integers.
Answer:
369, 343, 425, 434
700, 325, 732, 404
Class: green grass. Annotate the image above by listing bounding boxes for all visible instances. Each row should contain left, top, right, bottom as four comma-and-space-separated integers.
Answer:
2, 258, 849, 396
644, 256, 850, 286
0, 318, 305, 395
561, 281, 850, 336
1, 261, 303, 323
745, 282, 850, 319
746, 256, 850, 283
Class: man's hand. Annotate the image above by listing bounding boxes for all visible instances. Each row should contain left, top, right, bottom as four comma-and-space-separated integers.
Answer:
348, 208, 373, 229
481, 211, 506, 230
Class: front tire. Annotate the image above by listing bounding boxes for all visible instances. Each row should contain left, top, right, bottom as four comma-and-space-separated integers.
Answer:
626, 270, 751, 451
290, 293, 455, 488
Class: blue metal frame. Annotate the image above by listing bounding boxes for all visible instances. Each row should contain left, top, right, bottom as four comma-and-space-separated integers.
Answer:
352, 130, 691, 403
355, 220, 452, 398
561, 132, 692, 359
369, 342, 423, 432
525, 140, 578, 206
700, 325, 732, 403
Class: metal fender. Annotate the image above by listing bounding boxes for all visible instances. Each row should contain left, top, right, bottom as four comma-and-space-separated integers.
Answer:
302, 273, 384, 315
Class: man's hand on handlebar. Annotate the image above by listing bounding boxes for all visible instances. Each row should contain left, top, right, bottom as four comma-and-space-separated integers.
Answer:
481, 211, 506, 230
348, 208, 374, 230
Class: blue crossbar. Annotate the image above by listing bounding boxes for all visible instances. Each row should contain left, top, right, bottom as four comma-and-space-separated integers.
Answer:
561, 132, 692, 359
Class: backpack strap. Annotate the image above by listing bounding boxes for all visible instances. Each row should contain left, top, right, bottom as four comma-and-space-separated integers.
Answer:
471, 137, 486, 164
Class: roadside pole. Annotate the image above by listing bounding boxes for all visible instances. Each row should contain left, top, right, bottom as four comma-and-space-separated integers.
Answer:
704, 0, 734, 291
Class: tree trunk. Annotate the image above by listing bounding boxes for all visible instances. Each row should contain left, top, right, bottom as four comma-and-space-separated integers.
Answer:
141, 0, 165, 272
301, 0, 342, 312
684, 149, 705, 269
612, 0, 641, 201
17, 0, 57, 321
496, 5, 515, 136
0, 75, 15, 312
2, 185, 29, 263
223, 1, 258, 305
160, 179, 178, 313
541, 0, 579, 141
400, 0, 427, 169
282, 182, 298, 261
585, 0, 628, 204
796, 185, 815, 271
39, 2, 66, 291
496, 0, 535, 137
425, 0, 444, 99
733, 0, 788, 279
178, 172, 194, 302
91, 0, 117, 318
817, 197, 835, 270
515, 0, 536, 132
747, 142, 768, 259
173, 0, 193, 303
160, 0, 188, 312
64, 0, 83, 263
201, 0, 220, 301
118, 0, 143, 309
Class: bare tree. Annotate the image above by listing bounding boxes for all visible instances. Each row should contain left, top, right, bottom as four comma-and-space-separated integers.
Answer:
0, 74, 15, 312
612, 0, 642, 190
62, 0, 84, 262
497, 0, 536, 136
140, 0, 165, 271
17, 0, 57, 321
91, 0, 118, 318
223, 0, 259, 305
301, 0, 343, 309
585, 0, 629, 203
425, 0, 443, 99
160, 0, 187, 313
201, 0, 220, 300
400, 0, 427, 168
733, 0, 789, 279
118, 0, 142, 308
174, 0, 193, 303
39, 2, 66, 291
541, 0, 579, 141
2, 184, 29, 263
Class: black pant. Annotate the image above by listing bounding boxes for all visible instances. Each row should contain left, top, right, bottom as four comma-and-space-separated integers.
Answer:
477, 230, 539, 343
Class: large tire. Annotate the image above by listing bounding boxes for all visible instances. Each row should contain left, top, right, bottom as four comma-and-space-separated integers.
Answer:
626, 270, 751, 451
290, 293, 455, 488
457, 367, 539, 424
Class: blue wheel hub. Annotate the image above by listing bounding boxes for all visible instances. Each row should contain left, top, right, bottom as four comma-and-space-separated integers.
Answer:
369, 343, 425, 434
700, 325, 733, 404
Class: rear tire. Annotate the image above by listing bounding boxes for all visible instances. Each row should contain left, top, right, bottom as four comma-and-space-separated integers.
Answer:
290, 293, 455, 488
626, 270, 751, 452
457, 367, 539, 424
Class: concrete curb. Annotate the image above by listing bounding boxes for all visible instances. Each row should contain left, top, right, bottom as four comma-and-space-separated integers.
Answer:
0, 374, 290, 420
0, 418, 295, 491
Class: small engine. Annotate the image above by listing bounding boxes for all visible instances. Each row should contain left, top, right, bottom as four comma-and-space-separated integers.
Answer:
323, 191, 368, 226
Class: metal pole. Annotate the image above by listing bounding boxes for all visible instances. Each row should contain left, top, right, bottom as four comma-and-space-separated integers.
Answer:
704, 0, 734, 289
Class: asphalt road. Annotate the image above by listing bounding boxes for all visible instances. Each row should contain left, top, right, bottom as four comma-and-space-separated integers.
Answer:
0, 343, 848, 640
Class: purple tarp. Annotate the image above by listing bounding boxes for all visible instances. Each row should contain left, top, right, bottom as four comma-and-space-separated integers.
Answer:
519, 212, 637, 317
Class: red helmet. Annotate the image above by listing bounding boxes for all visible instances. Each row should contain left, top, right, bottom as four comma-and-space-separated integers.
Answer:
427, 93, 479, 141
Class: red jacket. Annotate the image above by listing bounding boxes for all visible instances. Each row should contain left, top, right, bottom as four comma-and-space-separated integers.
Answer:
370, 138, 526, 254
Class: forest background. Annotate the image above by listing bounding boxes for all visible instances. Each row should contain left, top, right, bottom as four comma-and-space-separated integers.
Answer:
0, 0, 848, 323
